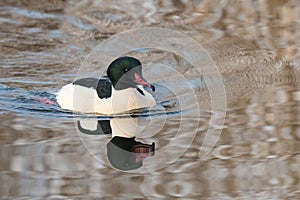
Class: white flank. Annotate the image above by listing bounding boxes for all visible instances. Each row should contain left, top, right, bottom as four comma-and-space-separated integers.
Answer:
56, 84, 155, 114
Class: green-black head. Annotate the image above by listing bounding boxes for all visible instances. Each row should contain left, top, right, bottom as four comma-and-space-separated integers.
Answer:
107, 56, 155, 91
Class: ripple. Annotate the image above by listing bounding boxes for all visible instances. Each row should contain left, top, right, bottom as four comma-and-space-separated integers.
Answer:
1, 1, 300, 199
0, 84, 185, 120
1, 6, 57, 19
1, 6, 93, 31
0, 84, 73, 118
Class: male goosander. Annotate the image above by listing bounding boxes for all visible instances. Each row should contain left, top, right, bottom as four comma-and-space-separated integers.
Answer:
56, 57, 156, 114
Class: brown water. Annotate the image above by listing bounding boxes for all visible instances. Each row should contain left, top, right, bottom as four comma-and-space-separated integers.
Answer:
1, 0, 300, 199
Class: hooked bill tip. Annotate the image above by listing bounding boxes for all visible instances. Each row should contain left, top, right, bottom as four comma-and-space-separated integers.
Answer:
151, 85, 155, 92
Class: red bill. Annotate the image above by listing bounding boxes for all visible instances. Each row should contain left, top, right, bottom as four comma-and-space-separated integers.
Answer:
134, 73, 155, 92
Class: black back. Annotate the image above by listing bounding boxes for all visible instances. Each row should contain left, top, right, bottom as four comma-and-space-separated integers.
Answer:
96, 78, 112, 99
73, 77, 112, 99
73, 78, 99, 89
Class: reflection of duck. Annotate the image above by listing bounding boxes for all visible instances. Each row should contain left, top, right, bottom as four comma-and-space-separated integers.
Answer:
77, 117, 155, 170
56, 57, 156, 114
77, 120, 111, 135
107, 137, 154, 171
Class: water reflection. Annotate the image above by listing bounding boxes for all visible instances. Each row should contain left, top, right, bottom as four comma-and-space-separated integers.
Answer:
77, 117, 155, 171
1, 0, 300, 199
77, 120, 111, 135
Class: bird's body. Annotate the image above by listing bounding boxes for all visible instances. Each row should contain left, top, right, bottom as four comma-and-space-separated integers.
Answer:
56, 78, 155, 114
56, 57, 156, 114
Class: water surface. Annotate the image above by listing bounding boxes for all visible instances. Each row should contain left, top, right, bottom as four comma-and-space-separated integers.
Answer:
1, 0, 300, 199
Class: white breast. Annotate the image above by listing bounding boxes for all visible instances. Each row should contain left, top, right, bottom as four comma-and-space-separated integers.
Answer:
56, 84, 155, 114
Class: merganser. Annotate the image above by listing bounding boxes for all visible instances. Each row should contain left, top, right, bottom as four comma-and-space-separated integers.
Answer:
56, 57, 156, 114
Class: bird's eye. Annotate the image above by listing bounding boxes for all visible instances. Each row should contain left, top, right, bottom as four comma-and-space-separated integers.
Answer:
123, 68, 129, 72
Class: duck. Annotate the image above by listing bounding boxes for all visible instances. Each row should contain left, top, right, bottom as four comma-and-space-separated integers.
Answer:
56, 56, 156, 114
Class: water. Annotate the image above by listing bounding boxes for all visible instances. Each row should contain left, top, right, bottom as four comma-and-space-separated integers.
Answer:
1, 0, 300, 199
